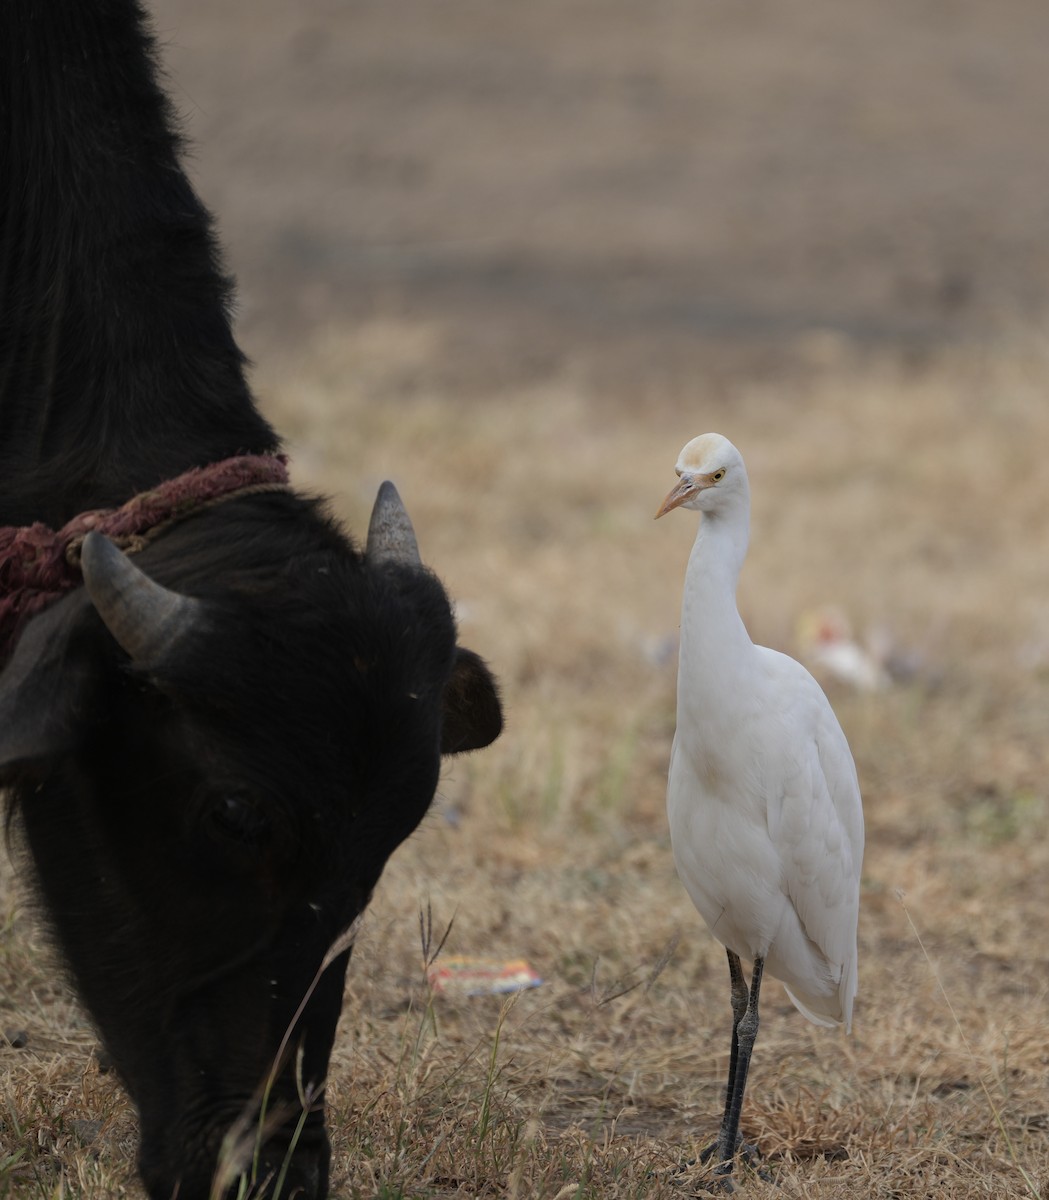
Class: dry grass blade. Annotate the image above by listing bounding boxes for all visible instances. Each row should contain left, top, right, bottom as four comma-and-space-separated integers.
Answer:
419, 901, 456, 969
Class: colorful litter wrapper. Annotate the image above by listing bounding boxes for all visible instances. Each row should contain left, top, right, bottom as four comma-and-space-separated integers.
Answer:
426, 956, 542, 997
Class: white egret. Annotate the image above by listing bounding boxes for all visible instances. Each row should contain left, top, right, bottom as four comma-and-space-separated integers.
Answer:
656, 433, 864, 1188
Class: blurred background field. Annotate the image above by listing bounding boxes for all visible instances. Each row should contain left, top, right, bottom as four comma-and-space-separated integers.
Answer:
3, 2, 1049, 1196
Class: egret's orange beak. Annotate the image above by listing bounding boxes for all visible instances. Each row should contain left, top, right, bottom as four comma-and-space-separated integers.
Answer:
655, 474, 705, 519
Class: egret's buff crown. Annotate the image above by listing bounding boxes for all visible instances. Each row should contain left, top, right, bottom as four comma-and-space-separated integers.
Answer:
655, 432, 749, 519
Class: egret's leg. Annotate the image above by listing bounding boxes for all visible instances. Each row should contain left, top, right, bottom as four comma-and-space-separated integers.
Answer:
699, 949, 750, 1165
712, 956, 765, 1181
723, 951, 750, 1117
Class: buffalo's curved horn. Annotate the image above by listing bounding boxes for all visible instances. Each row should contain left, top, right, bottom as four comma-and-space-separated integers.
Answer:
80, 532, 204, 665
365, 481, 421, 568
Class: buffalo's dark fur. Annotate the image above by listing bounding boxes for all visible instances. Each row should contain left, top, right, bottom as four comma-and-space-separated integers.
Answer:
0, 4, 502, 1198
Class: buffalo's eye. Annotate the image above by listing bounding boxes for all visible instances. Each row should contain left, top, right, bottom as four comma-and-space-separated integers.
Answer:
205, 790, 271, 847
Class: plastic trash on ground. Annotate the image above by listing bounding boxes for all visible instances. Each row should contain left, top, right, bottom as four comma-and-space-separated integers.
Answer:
426, 956, 542, 997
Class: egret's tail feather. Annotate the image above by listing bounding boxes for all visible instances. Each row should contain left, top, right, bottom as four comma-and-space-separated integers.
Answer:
783, 985, 846, 1031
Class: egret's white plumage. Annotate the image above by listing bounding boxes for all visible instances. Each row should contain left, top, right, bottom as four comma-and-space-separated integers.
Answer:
656, 432, 864, 1183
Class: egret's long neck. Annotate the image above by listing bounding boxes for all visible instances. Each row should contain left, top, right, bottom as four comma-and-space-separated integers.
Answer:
678, 497, 754, 700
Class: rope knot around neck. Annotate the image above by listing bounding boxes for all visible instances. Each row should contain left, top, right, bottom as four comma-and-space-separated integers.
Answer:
0, 453, 290, 667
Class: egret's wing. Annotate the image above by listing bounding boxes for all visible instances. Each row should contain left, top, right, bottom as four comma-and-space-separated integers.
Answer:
765, 663, 864, 1024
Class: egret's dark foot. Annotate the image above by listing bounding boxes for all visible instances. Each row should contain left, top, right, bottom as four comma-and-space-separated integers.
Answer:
659, 1160, 736, 1195
691, 1140, 775, 1192
698, 1136, 763, 1169
699, 1171, 737, 1195
662, 1142, 775, 1195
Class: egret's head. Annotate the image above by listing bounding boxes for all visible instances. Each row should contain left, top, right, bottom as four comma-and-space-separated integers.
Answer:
655, 433, 748, 518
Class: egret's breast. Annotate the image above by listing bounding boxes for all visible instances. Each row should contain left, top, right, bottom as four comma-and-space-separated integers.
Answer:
667, 753, 785, 961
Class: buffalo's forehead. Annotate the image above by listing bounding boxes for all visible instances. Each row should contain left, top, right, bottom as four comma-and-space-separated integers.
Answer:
145, 561, 454, 845
162, 551, 459, 704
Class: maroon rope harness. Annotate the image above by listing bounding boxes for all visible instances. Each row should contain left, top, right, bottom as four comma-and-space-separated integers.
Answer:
0, 453, 290, 667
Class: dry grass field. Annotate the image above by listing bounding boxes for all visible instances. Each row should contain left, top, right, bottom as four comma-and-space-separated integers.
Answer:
5, 0, 1049, 1196
4, 324, 1049, 1198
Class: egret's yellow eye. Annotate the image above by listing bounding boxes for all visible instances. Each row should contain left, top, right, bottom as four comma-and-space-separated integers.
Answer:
711, 469, 726, 482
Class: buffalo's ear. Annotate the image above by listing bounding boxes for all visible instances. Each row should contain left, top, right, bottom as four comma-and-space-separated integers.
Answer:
0, 593, 97, 781
440, 648, 503, 755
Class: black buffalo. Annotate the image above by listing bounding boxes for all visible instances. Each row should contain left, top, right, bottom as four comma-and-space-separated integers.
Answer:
0, 2, 502, 1198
